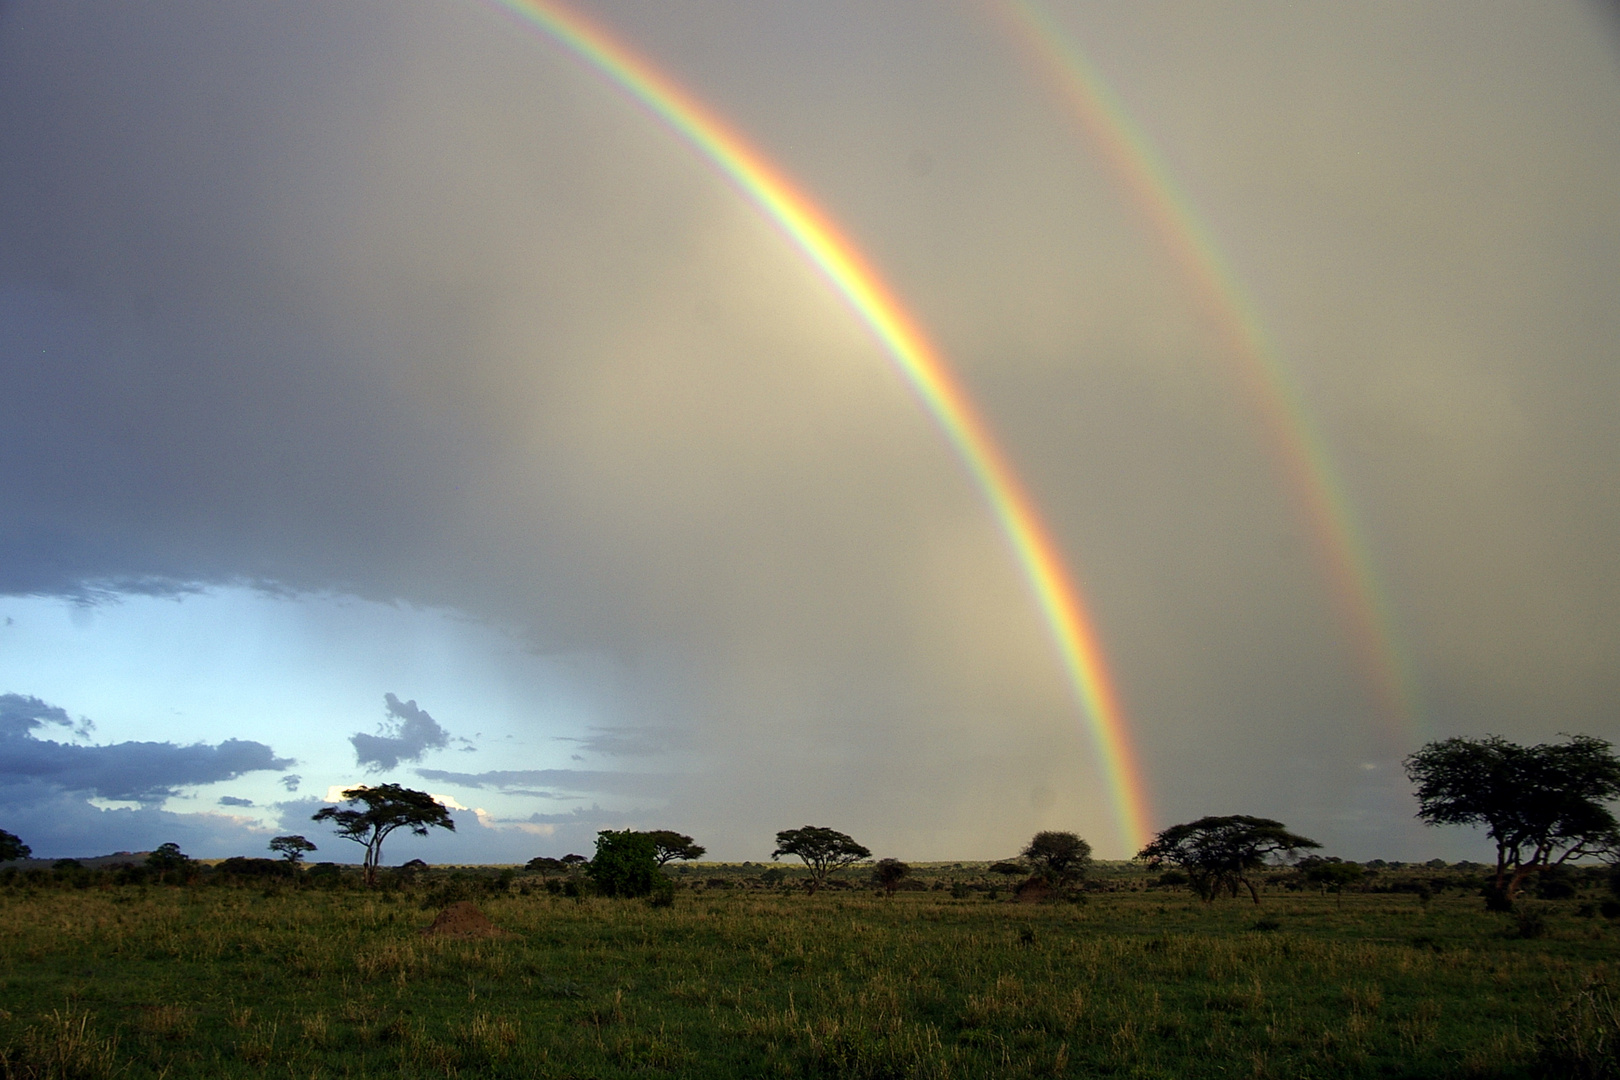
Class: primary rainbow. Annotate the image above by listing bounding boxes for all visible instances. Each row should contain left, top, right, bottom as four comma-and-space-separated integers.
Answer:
999, 0, 1423, 740
485, 0, 1154, 851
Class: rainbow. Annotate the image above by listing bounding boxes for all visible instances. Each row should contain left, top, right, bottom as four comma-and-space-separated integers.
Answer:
484, 0, 1154, 851
998, 0, 1423, 740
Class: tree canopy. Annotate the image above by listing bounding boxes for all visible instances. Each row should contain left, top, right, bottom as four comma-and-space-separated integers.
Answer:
312, 784, 455, 887
772, 826, 870, 893
1137, 816, 1319, 904
872, 858, 911, 896
1021, 831, 1093, 885
145, 842, 192, 883
0, 829, 28, 863
1405, 734, 1620, 906
269, 835, 317, 865
645, 830, 706, 867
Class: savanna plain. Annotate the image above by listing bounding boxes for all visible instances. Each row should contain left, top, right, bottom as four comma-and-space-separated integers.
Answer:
1, 863, 1615, 1079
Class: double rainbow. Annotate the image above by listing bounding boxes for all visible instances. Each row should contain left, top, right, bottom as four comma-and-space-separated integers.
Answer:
487, 0, 1154, 851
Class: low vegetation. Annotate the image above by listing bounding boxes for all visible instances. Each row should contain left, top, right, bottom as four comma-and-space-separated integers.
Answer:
0, 858, 1617, 1078
2, 733, 1615, 1075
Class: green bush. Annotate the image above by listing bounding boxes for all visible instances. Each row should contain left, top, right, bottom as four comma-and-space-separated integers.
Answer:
586, 830, 659, 899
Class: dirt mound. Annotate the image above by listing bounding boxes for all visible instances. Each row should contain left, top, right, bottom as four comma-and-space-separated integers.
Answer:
421, 901, 505, 939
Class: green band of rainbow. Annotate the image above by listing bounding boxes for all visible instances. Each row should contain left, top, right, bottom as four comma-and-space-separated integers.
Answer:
1001, 0, 1422, 740
486, 0, 1154, 851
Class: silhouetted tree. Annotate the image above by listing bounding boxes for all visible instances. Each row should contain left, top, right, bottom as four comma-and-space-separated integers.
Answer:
312, 784, 455, 887
1300, 857, 1364, 907
0, 829, 28, 863
269, 834, 317, 865
146, 842, 192, 883
586, 830, 660, 898
772, 826, 871, 894
1405, 734, 1620, 907
1138, 816, 1320, 904
1021, 832, 1093, 885
872, 858, 911, 897
645, 830, 706, 867
526, 856, 565, 876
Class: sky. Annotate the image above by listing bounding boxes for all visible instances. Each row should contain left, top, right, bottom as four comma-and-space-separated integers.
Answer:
1, 0, 1616, 865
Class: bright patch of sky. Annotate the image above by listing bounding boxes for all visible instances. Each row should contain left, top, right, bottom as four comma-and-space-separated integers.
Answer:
0, 587, 626, 825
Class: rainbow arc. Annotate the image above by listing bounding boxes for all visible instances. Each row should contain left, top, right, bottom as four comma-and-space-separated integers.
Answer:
1000, 0, 1422, 741
487, 0, 1155, 851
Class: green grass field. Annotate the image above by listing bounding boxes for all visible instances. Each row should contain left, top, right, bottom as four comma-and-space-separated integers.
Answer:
1, 868, 1615, 1078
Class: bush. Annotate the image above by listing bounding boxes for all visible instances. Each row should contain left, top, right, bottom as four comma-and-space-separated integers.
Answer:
587, 830, 659, 898
647, 875, 676, 909
216, 857, 291, 880
1539, 868, 1579, 900
1516, 904, 1550, 940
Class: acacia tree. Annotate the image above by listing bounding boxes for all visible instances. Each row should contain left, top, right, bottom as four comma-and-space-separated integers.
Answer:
269, 834, 317, 865
1138, 816, 1320, 905
1021, 831, 1093, 885
872, 858, 911, 897
644, 830, 706, 867
312, 784, 455, 887
1405, 734, 1620, 907
772, 826, 870, 894
0, 829, 29, 862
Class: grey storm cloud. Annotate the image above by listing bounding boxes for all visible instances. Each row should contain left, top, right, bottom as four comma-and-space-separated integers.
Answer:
0, 694, 71, 735
351, 694, 452, 772
0, 1, 1616, 860
557, 726, 685, 759
0, 693, 293, 803
218, 796, 254, 807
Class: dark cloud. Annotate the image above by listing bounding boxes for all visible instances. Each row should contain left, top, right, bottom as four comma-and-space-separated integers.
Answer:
0, 693, 292, 803
557, 726, 685, 759
279, 774, 301, 792
218, 795, 254, 807
350, 694, 452, 772
0, 780, 280, 860
0, 693, 70, 736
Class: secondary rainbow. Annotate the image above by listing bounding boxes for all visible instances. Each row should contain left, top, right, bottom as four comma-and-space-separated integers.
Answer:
999, 0, 1423, 740
484, 0, 1153, 851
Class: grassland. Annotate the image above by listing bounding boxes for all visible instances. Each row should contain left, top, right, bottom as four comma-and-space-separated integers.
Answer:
0, 864, 1615, 1078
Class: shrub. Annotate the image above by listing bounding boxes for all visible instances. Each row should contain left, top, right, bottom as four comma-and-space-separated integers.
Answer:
587, 830, 660, 898
1516, 904, 1550, 939
1539, 868, 1579, 901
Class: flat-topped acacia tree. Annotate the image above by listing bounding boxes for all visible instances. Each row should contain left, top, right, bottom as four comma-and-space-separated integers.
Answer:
312, 784, 455, 887
645, 830, 706, 867
1138, 816, 1320, 905
1405, 734, 1620, 907
772, 826, 870, 894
